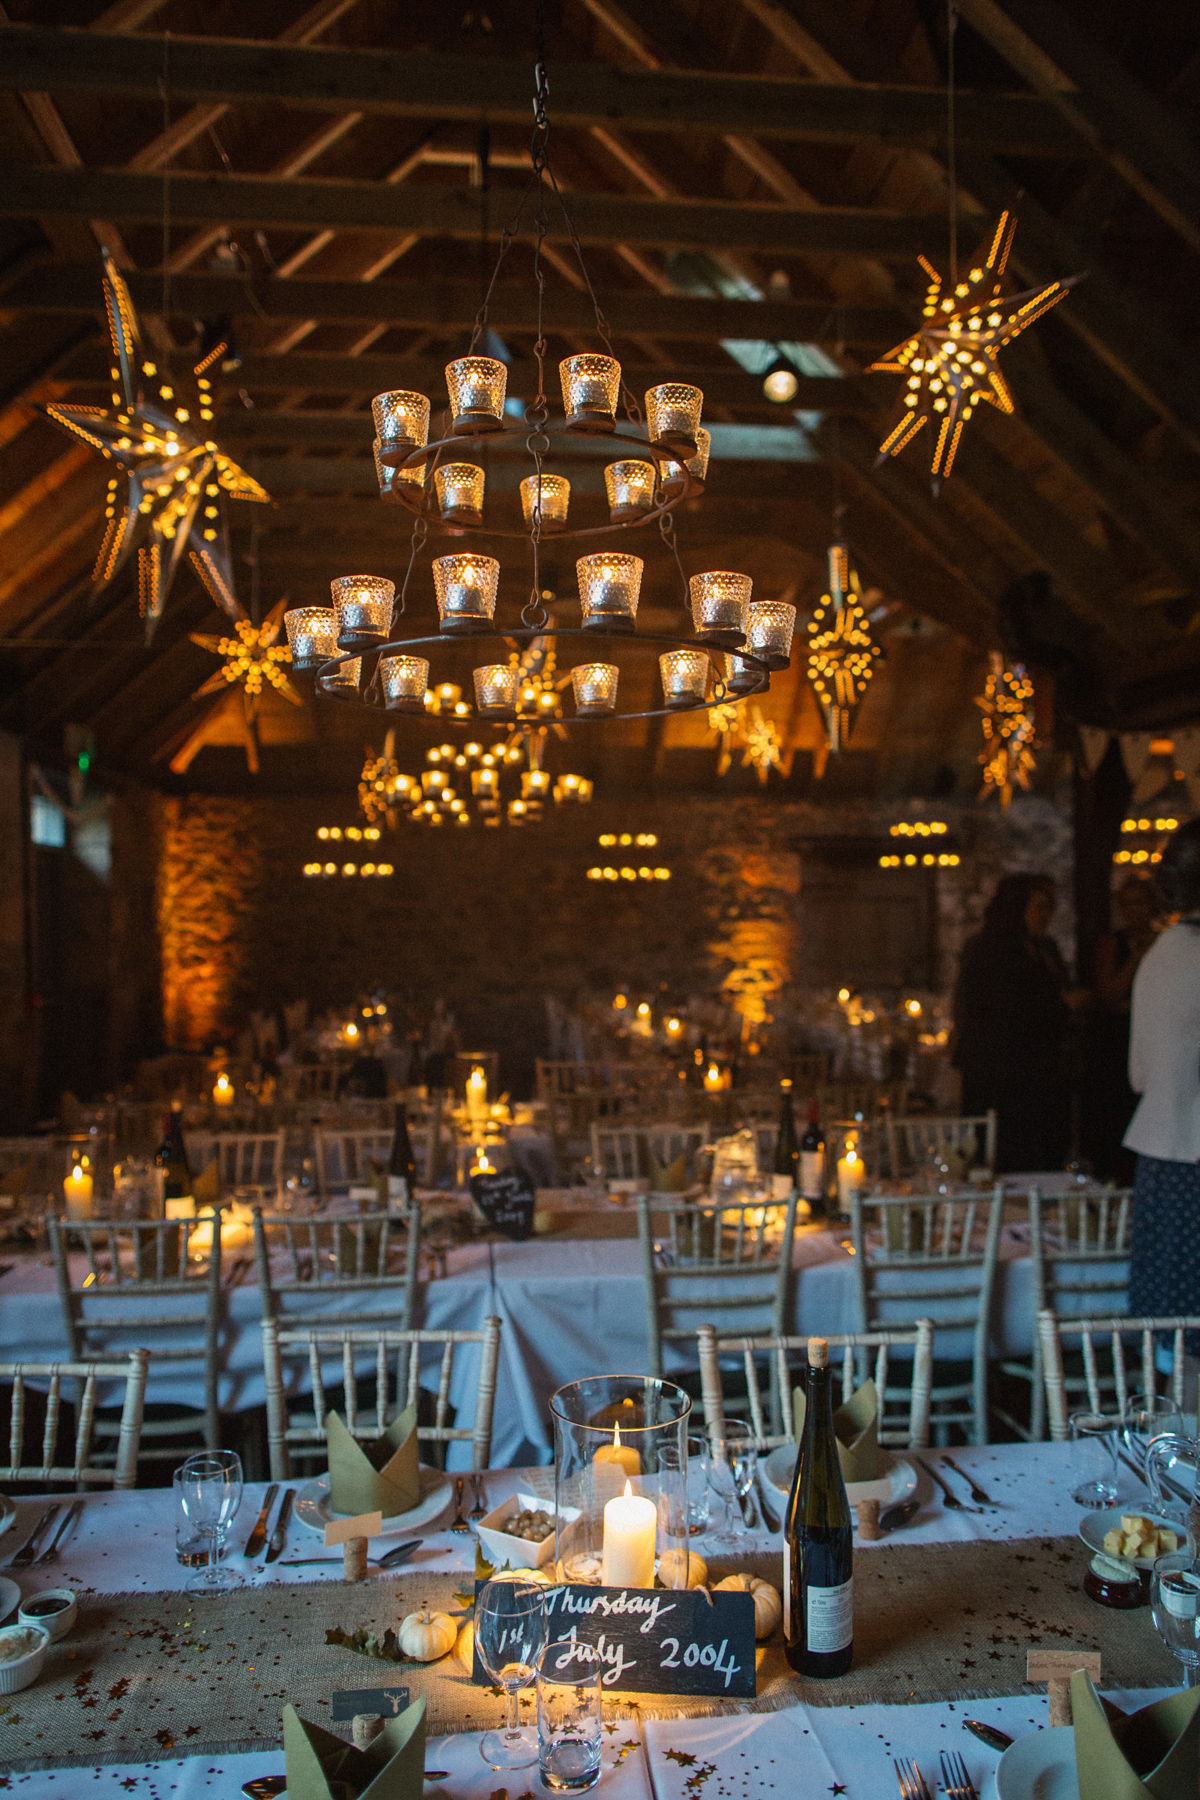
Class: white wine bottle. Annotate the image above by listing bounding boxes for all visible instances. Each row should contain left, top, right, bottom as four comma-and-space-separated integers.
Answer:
784, 1335, 853, 1677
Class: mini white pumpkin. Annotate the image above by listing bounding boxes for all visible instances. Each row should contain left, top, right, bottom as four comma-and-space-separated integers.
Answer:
714, 1573, 782, 1639
454, 1618, 475, 1674
657, 1549, 708, 1590
398, 1607, 457, 1661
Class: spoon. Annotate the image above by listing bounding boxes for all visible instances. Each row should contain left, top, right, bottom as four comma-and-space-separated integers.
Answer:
879, 1497, 921, 1532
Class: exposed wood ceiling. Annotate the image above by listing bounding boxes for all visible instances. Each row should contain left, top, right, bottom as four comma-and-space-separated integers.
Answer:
1, 0, 1199, 798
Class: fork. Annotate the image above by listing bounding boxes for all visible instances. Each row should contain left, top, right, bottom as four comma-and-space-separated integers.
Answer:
915, 1456, 981, 1513
941, 1456, 994, 1507
37, 1498, 84, 1564
449, 1476, 470, 1533
894, 1756, 933, 1799
469, 1473, 487, 1520
941, 1748, 979, 1800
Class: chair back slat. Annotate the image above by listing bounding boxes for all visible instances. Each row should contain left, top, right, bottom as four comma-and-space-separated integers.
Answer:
0, 1350, 147, 1487
253, 1205, 423, 1335
1038, 1310, 1200, 1438
883, 1111, 996, 1180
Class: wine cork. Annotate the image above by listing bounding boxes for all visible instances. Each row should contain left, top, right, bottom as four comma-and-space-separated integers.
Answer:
351, 1712, 382, 1749
808, 1336, 829, 1368
856, 1499, 883, 1540
1047, 1679, 1071, 1727
343, 1535, 369, 1582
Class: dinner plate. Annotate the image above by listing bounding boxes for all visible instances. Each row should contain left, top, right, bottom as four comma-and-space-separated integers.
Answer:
0, 1495, 15, 1539
295, 1466, 453, 1535
0, 1577, 19, 1623
762, 1444, 919, 1508
1078, 1507, 1179, 1571
991, 1725, 1078, 1800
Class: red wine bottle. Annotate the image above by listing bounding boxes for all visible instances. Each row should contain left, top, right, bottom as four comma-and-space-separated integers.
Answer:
772, 1078, 799, 1187
784, 1335, 853, 1677
799, 1098, 826, 1217
387, 1102, 417, 1204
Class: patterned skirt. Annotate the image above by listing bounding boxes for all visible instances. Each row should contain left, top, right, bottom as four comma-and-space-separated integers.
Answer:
1129, 1154, 1200, 1343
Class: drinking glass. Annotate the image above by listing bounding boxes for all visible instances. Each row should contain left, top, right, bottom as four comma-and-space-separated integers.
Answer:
173, 1466, 209, 1568
1152, 1550, 1200, 1687
176, 1451, 244, 1590
660, 1434, 710, 1536
1069, 1411, 1119, 1507
537, 1642, 603, 1791
476, 1572, 549, 1769
1124, 1393, 1185, 1458
706, 1420, 756, 1548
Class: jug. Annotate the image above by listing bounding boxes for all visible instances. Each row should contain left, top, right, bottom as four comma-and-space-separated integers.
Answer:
1145, 1434, 1200, 1552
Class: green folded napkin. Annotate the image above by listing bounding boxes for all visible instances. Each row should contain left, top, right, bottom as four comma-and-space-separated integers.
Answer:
193, 1160, 220, 1208
648, 1149, 689, 1193
327, 1403, 420, 1518
283, 1693, 426, 1800
793, 1375, 881, 1484
1072, 1671, 1200, 1799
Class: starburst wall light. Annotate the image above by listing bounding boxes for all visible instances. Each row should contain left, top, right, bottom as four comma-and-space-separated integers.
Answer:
806, 546, 882, 752
977, 651, 1036, 807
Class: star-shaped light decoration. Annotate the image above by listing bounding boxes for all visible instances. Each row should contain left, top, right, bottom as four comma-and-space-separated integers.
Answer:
977, 650, 1036, 806
806, 544, 883, 752
869, 210, 1081, 486
708, 701, 783, 784
359, 730, 405, 829
183, 596, 301, 773
39, 252, 270, 640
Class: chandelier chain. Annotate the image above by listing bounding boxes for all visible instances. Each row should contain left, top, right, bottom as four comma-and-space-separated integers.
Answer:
946, 0, 958, 284
396, 508, 428, 619
522, 31, 553, 633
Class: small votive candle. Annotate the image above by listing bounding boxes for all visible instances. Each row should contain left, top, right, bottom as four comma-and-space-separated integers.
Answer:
371, 389, 430, 463
837, 1141, 862, 1209
212, 1073, 234, 1107
593, 1421, 641, 1481
435, 462, 485, 527
601, 1479, 657, 1588
660, 648, 710, 708
644, 382, 703, 452
723, 650, 764, 695
331, 574, 394, 648
473, 662, 518, 718
559, 354, 621, 433
745, 600, 797, 669
690, 570, 751, 646
471, 766, 500, 800
433, 553, 500, 633
604, 460, 657, 522
520, 473, 570, 533
577, 553, 643, 633
284, 606, 339, 671
319, 655, 362, 693
380, 654, 429, 712
522, 769, 551, 802
571, 662, 619, 715
445, 356, 507, 432
374, 439, 425, 500
63, 1162, 93, 1220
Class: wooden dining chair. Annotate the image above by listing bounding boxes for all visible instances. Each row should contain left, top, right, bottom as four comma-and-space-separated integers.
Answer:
817, 1079, 909, 1122
996, 1187, 1132, 1441
590, 1122, 709, 1184
260, 1315, 503, 1479
848, 1187, 1004, 1446
253, 1203, 424, 1334
1037, 1309, 1200, 1439
46, 1214, 223, 1462
313, 1102, 441, 1198
185, 1128, 287, 1196
0, 1349, 148, 1489
696, 1318, 935, 1451
883, 1111, 998, 1182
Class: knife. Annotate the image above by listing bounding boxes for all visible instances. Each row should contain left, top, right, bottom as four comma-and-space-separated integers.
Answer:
243, 1483, 279, 1559
964, 1720, 1014, 1752
755, 1470, 781, 1532
263, 1487, 294, 1563
8, 1505, 60, 1568
35, 1497, 84, 1563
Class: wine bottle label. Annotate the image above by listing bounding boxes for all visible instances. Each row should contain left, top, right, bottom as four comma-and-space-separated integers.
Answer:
387, 1175, 409, 1203
806, 1579, 853, 1654
799, 1152, 824, 1200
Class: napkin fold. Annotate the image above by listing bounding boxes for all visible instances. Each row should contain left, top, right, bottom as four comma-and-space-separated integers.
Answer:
327, 1403, 420, 1518
283, 1693, 426, 1800
193, 1160, 220, 1208
1071, 1671, 1200, 1800
648, 1149, 689, 1193
793, 1376, 881, 1484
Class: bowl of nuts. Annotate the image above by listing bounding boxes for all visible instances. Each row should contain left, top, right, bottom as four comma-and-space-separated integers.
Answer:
475, 1492, 577, 1571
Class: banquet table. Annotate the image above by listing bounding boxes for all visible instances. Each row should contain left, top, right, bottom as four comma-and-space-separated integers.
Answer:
0, 1442, 1175, 1794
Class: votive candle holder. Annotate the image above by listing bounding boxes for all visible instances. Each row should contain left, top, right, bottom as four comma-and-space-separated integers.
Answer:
435, 462, 486, 527
745, 599, 797, 669
604, 460, 656, 522
284, 606, 339, 672
473, 663, 518, 719
380, 654, 429, 712
319, 654, 361, 694
371, 390, 430, 464
560, 354, 621, 433
521, 473, 570, 534
577, 553, 642, 633
645, 382, 703, 453
433, 553, 500, 634
445, 356, 507, 433
331, 574, 394, 648
690, 570, 751, 647
571, 663, 619, 716
660, 648, 710, 709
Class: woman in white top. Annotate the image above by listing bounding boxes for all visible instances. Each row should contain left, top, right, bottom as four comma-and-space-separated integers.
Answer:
1125, 817, 1200, 1324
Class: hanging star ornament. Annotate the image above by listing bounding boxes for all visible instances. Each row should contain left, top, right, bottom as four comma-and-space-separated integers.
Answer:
976, 650, 1037, 806
39, 252, 270, 640
708, 700, 782, 783
183, 596, 300, 774
869, 210, 1082, 486
806, 544, 883, 752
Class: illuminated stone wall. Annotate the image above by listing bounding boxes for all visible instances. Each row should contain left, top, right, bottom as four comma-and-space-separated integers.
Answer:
157, 796, 265, 1050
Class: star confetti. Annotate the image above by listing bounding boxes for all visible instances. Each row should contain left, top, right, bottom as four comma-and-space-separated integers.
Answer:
40, 252, 270, 640
869, 210, 1081, 485
805, 544, 883, 751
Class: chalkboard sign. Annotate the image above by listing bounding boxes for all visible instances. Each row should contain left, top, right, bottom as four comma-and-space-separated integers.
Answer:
469, 1168, 536, 1241
330, 1685, 410, 1722
473, 1584, 756, 1699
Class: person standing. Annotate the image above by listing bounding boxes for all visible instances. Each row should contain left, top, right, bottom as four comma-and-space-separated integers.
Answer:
1125, 820, 1200, 1328
1082, 875, 1163, 1181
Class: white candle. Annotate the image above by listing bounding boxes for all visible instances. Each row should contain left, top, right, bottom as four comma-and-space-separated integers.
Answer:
837, 1144, 862, 1208
601, 1479, 657, 1588
212, 1073, 234, 1107
466, 1066, 488, 1123
63, 1163, 93, 1221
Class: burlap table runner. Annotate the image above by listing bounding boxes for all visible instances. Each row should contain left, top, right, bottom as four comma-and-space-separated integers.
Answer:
0, 1538, 1178, 1772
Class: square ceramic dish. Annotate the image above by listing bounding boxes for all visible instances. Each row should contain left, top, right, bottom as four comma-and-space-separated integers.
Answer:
474, 1492, 577, 1571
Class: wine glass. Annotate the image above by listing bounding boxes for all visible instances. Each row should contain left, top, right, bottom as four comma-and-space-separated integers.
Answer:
476, 1572, 550, 1769
178, 1450, 244, 1591
706, 1420, 756, 1548
1151, 1550, 1200, 1687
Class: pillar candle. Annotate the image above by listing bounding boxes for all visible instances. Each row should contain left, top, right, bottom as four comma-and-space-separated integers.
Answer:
63, 1163, 93, 1221
212, 1074, 234, 1107
593, 1421, 641, 1482
601, 1480, 657, 1588
837, 1144, 862, 1208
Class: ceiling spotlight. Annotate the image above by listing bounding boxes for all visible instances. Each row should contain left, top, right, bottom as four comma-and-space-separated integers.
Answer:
762, 357, 799, 404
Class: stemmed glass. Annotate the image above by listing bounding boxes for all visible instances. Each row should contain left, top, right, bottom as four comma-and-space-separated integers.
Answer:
476, 1572, 550, 1769
706, 1420, 757, 1549
1151, 1550, 1200, 1687
178, 1450, 244, 1591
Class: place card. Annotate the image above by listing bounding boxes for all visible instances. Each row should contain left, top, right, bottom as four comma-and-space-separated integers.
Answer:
330, 1686, 411, 1722
469, 1168, 536, 1240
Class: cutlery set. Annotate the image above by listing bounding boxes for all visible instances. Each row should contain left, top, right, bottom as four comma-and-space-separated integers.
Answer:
915, 1456, 996, 1512
894, 1750, 980, 1800
7, 1499, 85, 1568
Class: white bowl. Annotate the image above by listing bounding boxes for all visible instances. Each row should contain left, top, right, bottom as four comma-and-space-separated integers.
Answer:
0, 1623, 49, 1693
475, 1492, 576, 1571
19, 1589, 76, 1641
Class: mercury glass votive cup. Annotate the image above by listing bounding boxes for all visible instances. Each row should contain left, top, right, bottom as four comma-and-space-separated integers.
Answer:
284, 606, 339, 672
520, 473, 570, 533
371, 390, 430, 464
723, 650, 764, 695
473, 663, 518, 719
374, 438, 426, 501
570, 663, 619, 717
559, 354, 621, 433
660, 648, 710, 709
576, 553, 642, 633
435, 462, 486, 526
433, 553, 500, 634
522, 769, 552, 802
380, 655, 429, 712
604, 460, 657, 522
331, 574, 394, 649
644, 382, 703, 453
690, 570, 751, 647
550, 1374, 691, 1586
445, 356, 507, 433
660, 427, 711, 499
745, 600, 797, 669
319, 654, 361, 694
